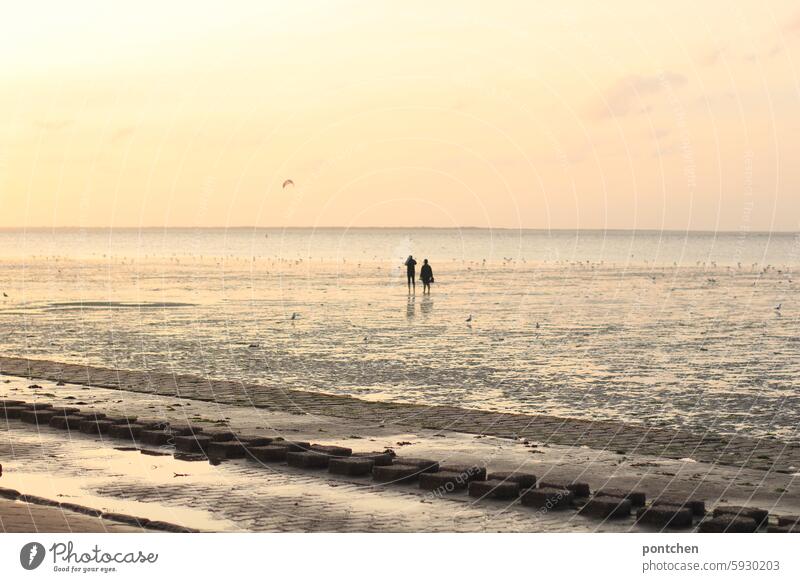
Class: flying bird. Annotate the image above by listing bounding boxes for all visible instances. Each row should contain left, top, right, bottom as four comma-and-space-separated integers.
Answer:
282, 179, 294, 189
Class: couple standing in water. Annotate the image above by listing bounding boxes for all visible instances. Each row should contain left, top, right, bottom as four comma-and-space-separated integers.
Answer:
404, 255, 434, 293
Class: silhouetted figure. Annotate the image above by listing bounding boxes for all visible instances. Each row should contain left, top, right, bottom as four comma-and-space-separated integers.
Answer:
404, 255, 417, 292
420, 259, 434, 293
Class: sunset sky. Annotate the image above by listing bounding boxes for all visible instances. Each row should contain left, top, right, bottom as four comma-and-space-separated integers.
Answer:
1, 1, 799, 230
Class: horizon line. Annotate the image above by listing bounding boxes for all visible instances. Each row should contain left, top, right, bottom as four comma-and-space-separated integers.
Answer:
0, 226, 798, 235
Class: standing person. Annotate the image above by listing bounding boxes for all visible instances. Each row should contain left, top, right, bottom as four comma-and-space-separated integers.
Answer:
420, 259, 434, 294
404, 255, 417, 292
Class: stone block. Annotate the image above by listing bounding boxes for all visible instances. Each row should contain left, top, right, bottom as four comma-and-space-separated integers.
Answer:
286, 451, 330, 469
27, 402, 53, 411
520, 487, 573, 510
540, 480, 591, 498
175, 434, 213, 453
20, 409, 57, 425
636, 505, 693, 529
206, 441, 246, 459
392, 458, 439, 473
79, 418, 115, 434
712, 506, 769, 528
777, 515, 800, 527
202, 429, 235, 442
248, 445, 288, 463
419, 471, 470, 492
468, 479, 521, 500
353, 451, 394, 466
597, 488, 646, 507
579, 496, 632, 519
139, 430, 172, 446
108, 423, 145, 440
438, 464, 487, 482
653, 497, 706, 517
328, 457, 374, 476
699, 516, 758, 533
3, 406, 27, 419
310, 444, 352, 457
487, 471, 537, 489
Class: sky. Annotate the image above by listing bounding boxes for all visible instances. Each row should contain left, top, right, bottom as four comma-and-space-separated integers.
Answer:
1, 1, 799, 230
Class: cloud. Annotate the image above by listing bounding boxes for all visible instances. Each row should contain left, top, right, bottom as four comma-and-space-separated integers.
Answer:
590, 72, 687, 120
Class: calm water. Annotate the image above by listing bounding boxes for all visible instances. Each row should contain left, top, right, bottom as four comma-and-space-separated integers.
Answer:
1, 228, 798, 442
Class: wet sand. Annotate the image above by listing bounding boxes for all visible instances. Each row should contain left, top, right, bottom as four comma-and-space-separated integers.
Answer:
2, 371, 797, 532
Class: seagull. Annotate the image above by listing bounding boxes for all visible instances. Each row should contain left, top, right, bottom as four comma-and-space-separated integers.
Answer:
290, 312, 299, 320
774, 303, 782, 311
282, 179, 294, 189
466, 314, 473, 323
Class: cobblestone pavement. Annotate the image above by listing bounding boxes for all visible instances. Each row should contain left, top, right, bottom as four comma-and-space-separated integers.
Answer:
2, 355, 798, 474
0, 499, 142, 533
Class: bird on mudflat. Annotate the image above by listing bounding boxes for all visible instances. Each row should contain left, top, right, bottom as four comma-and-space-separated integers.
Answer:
774, 303, 782, 311
290, 312, 299, 320
466, 314, 473, 323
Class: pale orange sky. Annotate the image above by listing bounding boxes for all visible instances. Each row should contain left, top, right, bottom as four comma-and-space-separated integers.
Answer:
1, 1, 799, 230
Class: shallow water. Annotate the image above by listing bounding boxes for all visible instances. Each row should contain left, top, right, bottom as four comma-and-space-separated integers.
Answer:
0, 228, 798, 442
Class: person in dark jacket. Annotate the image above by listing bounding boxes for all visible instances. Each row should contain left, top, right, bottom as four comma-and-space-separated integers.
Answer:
404, 255, 417, 292
420, 259, 434, 293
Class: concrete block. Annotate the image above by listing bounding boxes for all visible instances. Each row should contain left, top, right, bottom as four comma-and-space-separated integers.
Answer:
372, 464, 424, 483
20, 409, 57, 425
49, 407, 80, 415
139, 430, 172, 446
699, 516, 758, 533
175, 434, 213, 453
712, 506, 769, 528
539, 480, 591, 498
281, 441, 311, 452
392, 458, 439, 473
27, 402, 53, 411
206, 441, 246, 459
487, 471, 537, 489
0, 487, 21, 500
248, 445, 288, 462
777, 515, 800, 527
468, 479, 521, 500
438, 464, 487, 482
597, 488, 647, 507
202, 429, 235, 442
240, 436, 275, 447
636, 505, 693, 529
166, 424, 198, 436
59, 503, 102, 517
60, 415, 86, 430
353, 451, 394, 466
419, 471, 470, 492
79, 418, 115, 434
0, 400, 26, 408
653, 497, 706, 517
77, 411, 107, 420
328, 457, 374, 476
3, 406, 27, 419
520, 487, 573, 510
108, 423, 145, 440
310, 444, 352, 457
286, 451, 330, 469
102, 513, 151, 527
579, 496, 632, 519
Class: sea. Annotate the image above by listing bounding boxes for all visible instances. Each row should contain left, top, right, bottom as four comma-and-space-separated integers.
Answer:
1, 228, 798, 442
